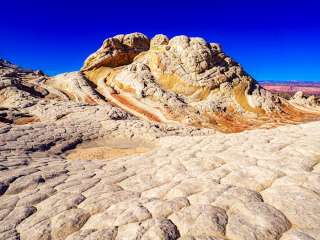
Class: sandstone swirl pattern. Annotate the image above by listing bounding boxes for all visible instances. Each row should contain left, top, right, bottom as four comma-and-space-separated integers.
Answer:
1, 33, 320, 240
80, 33, 320, 132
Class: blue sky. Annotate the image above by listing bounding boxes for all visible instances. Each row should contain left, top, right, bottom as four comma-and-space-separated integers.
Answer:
1, 0, 320, 82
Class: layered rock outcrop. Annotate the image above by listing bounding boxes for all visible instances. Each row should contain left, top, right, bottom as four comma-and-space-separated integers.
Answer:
82, 33, 150, 71
0, 59, 49, 108
290, 91, 320, 109
80, 33, 320, 132
2, 34, 320, 132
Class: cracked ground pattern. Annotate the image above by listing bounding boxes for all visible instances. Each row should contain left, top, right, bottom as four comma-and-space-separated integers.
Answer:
1, 56, 320, 240
1, 106, 320, 240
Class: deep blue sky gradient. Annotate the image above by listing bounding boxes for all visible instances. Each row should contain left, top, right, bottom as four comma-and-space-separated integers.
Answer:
1, 0, 320, 82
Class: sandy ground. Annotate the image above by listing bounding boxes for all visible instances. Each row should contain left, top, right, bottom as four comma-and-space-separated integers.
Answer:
66, 137, 155, 161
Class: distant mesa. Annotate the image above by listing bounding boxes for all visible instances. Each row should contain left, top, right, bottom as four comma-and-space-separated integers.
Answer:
1, 33, 320, 132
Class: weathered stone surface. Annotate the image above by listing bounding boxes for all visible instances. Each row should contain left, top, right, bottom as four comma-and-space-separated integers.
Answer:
280, 229, 316, 240
0, 206, 36, 233
80, 34, 320, 132
0, 120, 319, 239
140, 219, 180, 240
44, 72, 104, 104
82, 33, 150, 71
262, 185, 320, 230
66, 228, 117, 240
220, 166, 279, 192
226, 202, 291, 240
1, 34, 320, 240
169, 204, 227, 238
290, 90, 320, 110
51, 208, 90, 240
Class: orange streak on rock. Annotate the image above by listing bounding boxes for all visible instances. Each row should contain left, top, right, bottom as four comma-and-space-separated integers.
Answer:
14, 117, 40, 125
84, 96, 99, 105
111, 94, 162, 123
233, 83, 265, 114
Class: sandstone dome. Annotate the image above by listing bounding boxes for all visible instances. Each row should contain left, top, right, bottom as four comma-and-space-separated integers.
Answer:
76, 33, 319, 132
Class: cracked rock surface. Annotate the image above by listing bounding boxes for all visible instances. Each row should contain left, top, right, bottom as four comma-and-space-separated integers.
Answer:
2, 119, 320, 240
1, 33, 320, 240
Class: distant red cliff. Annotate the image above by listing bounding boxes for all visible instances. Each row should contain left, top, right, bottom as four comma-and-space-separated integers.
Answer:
260, 82, 320, 96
